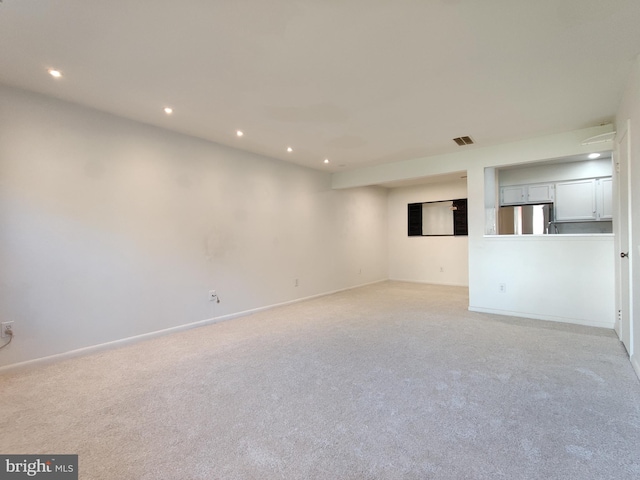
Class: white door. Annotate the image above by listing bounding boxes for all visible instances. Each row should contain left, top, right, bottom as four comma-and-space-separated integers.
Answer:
616, 123, 632, 355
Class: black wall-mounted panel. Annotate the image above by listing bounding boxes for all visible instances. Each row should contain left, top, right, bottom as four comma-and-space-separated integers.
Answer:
452, 199, 468, 236
408, 203, 423, 236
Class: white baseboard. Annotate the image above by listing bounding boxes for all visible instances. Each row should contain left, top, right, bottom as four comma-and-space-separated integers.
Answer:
468, 306, 615, 330
389, 278, 469, 288
0, 279, 386, 375
632, 355, 640, 382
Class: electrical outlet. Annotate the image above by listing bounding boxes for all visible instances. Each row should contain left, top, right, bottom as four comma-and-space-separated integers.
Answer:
208, 290, 217, 301
1, 321, 14, 338
499, 283, 507, 293
294, 279, 299, 287
440, 266, 444, 272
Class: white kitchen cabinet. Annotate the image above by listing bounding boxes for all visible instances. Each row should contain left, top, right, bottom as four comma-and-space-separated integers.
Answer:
597, 177, 613, 220
500, 183, 554, 206
501, 186, 525, 205
502, 178, 611, 222
526, 183, 554, 203
555, 179, 597, 221
554, 177, 612, 222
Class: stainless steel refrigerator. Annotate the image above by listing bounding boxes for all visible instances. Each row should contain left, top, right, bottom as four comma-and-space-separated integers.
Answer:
498, 203, 553, 235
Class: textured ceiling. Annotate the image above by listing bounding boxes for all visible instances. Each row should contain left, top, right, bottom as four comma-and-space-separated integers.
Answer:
1, 0, 639, 172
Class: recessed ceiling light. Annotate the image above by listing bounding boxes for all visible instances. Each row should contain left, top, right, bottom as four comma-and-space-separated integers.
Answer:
324, 159, 329, 164
287, 147, 293, 152
236, 130, 244, 137
163, 107, 173, 114
48, 68, 62, 78
588, 153, 601, 159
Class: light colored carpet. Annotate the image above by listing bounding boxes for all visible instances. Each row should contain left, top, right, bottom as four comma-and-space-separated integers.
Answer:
1, 281, 639, 479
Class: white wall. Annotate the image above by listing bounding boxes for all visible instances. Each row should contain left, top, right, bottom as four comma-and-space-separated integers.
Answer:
470, 236, 614, 328
332, 125, 614, 190
0, 85, 388, 367
334, 125, 617, 328
1, 79, 628, 369
499, 158, 612, 186
616, 54, 640, 375
388, 180, 468, 286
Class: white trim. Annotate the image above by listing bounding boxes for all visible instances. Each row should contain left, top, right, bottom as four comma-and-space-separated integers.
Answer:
483, 234, 614, 241
468, 306, 615, 330
581, 131, 616, 145
0, 280, 385, 374
388, 278, 469, 288
614, 119, 634, 356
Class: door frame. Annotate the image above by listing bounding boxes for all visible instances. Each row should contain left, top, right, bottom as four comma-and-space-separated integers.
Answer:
615, 120, 633, 356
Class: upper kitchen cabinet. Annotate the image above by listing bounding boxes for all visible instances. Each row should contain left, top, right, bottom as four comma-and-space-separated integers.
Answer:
500, 183, 554, 206
598, 177, 613, 220
555, 179, 597, 221
488, 153, 614, 235
555, 177, 612, 222
527, 183, 555, 203
500, 185, 525, 205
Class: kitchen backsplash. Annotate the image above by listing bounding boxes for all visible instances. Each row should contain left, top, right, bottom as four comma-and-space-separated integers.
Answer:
552, 221, 613, 234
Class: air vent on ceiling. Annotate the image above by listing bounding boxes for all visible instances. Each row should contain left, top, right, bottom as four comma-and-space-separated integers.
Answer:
453, 136, 474, 146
